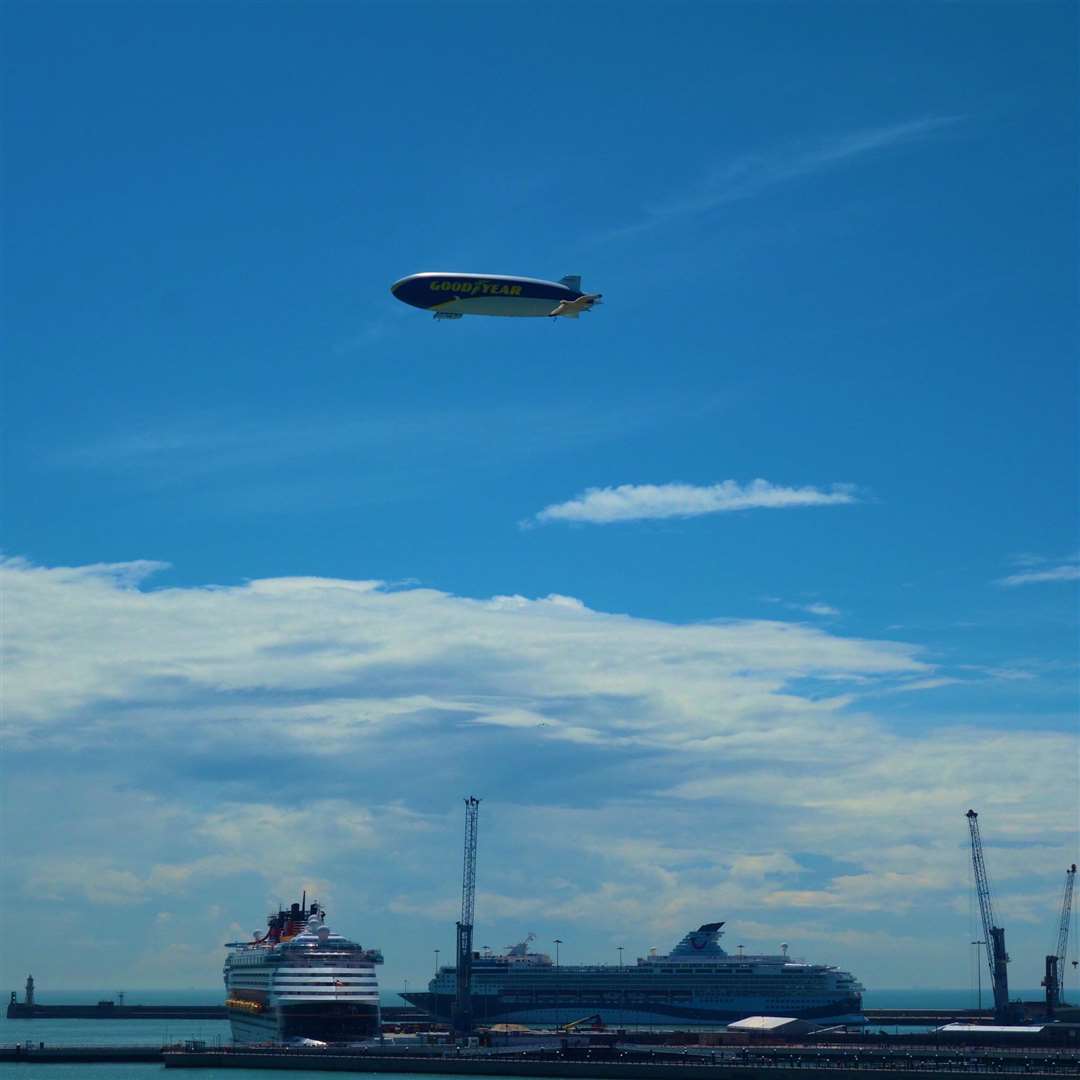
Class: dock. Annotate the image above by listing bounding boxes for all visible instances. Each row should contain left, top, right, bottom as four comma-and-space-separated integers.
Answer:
863, 1007, 1080, 1027
3, 1042, 1078, 1076
161, 1044, 1080, 1075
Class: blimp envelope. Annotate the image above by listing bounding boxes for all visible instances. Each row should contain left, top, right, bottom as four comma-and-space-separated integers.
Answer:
390, 272, 601, 319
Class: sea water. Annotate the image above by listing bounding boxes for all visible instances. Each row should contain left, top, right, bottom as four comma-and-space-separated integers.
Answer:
0, 987, 1050, 1079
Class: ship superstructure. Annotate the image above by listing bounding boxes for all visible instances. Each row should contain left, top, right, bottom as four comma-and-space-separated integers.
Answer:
405, 922, 863, 1027
223, 899, 382, 1043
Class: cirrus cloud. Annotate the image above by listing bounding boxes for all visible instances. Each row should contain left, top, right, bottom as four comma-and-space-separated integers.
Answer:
996, 563, 1080, 587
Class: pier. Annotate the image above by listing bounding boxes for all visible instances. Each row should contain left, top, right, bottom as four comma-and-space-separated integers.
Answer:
8, 1036, 1080, 1071
160, 1044, 1080, 1075
3, 1042, 1078, 1076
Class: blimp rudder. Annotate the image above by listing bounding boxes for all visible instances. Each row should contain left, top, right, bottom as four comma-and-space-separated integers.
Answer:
559, 275, 582, 292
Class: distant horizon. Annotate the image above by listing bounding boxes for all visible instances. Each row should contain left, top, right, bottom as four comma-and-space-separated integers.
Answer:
6, 985, 1060, 999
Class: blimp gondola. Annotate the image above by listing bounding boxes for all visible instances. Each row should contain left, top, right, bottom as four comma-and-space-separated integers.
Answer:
390, 272, 602, 320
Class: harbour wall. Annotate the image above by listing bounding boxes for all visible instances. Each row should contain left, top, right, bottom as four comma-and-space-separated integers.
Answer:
4, 1044, 1077, 1075
160, 1050, 1074, 1076
5, 1002, 227, 1019
1, 1044, 164, 1062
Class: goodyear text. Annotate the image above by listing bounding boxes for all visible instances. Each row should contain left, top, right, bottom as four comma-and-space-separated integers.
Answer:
430, 280, 523, 296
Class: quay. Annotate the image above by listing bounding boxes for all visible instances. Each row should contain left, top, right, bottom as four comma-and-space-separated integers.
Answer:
6, 1043, 1077, 1075
161, 1045, 1080, 1075
862, 1009, 1080, 1028
863, 1011, 989, 1027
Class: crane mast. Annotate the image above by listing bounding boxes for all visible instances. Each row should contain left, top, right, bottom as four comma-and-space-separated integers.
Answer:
453, 796, 480, 1038
966, 809, 1014, 1023
1042, 863, 1077, 1016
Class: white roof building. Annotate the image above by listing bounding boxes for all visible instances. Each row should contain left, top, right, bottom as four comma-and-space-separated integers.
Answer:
727, 1016, 818, 1035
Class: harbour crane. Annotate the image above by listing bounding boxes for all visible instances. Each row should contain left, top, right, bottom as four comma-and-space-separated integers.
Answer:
453, 796, 481, 1038
966, 809, 1018, 1023
1042, 863, 1077, 1016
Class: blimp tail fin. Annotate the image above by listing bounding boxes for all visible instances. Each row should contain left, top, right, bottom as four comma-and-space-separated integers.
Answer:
559, 275, 582, 293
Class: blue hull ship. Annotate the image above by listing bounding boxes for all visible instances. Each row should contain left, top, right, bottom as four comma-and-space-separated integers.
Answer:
404, 923, 865, 1028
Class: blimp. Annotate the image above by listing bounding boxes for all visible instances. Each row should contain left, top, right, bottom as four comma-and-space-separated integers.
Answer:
390, 272, 602, 320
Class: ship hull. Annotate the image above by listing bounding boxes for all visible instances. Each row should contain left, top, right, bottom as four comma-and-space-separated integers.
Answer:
404, 991, 864, 1027
227, 1001, 379, 1043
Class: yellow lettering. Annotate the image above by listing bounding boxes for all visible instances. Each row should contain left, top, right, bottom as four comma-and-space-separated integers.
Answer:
430, 281, 442, 291
511, 285, 522, 296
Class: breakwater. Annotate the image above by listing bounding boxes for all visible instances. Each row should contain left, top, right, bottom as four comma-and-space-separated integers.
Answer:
4, 1000, 422, 1022
1, 1043, 165, 1062
6, 1001, 227, 1019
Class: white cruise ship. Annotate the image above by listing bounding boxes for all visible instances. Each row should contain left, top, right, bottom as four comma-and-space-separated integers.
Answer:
405, 922, 864, 1027
223, 898, 382, 1043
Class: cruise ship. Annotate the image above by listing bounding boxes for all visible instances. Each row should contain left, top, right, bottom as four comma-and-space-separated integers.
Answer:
404, 922, 864, 1027
223, 898, 382, 1043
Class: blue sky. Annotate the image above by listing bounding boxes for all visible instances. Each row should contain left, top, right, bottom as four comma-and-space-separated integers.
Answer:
2, 1, 1077, 996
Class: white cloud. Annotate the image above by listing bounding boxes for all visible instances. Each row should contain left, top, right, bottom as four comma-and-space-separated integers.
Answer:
996, 563, 1080, 587
528, 479, 857, 526
764, 597, 842, 618
878, 676, 963, 693
0, 556, 927, 747
800, 602, 841, 617
0, 557, 1073, 990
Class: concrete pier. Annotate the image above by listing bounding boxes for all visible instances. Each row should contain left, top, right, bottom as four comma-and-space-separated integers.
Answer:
160, 1046, 1079, 1076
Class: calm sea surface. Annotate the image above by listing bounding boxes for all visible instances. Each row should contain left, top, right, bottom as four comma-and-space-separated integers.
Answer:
0, 987, 1049, 1079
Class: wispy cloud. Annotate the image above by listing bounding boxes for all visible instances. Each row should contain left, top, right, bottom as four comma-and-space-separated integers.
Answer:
527, 479, 857, 526
46, 395, 730, 511
995, 555, 1080, 587
801, 602, 841, 617
605, 115, 963, 241
764, 596, 842, 619
997, 565, 1080, 587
